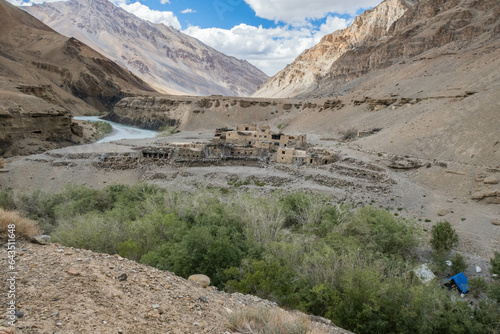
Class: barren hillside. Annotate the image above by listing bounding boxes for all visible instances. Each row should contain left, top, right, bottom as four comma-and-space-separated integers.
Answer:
24, 0, 269, 97
0, 0, 154, 156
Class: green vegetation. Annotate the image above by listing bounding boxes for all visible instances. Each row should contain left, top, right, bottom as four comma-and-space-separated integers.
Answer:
431, 221, 459, 253
277, 123, 288, 131
93, 121, 113, 138
157, 126, 179, 137
10, 185, 500, 334
0, 189, 16, 211
492, 252, 500, 277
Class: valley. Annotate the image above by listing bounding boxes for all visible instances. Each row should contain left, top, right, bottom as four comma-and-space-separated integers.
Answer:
1, 0, 500, 332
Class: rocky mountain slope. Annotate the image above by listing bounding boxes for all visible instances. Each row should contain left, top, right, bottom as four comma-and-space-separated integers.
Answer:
0, 241, 350, 333
254, 0, 413, 98
24, 0, 268, 97
0, 0, 155, 156
253, 0, 499, 98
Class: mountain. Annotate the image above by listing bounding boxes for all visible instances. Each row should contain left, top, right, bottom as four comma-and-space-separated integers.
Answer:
0, 0, 154, 156
24, 0, 269, 97
253, 0, 500, 98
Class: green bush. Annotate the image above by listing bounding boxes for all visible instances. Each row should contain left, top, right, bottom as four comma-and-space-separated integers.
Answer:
9, 186, 500, 334
94, 121, 112, 135
431, 221, 458, 253
468, 277, 488, 298
450, 253, 467, 275
491, 251, 500, 277
0, 189, 16, 210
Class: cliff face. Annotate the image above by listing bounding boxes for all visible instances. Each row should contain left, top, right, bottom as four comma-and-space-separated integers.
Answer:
0, 0, 154, 156
106, 96, 316, 131
24, 0, 269, 97
253, 0, 413, 98
253, 0, 500, 98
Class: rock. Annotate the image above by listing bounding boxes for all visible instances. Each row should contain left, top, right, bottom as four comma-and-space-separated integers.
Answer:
188, 274, 210, 288
476, 266, 482, 273
492, 219, 500, 226
118, 273, 128, 281
67, 268, 81, 276
198, 296, 208, 303
437, 209, 450, 217
310, 315, 332, 326
388, 157, 424, 170
0, 327, 15, 334
32, 235, 51, 245
484, 176, 499, 184
15, 310, 24, 318
151, 304, 160, 309
471, 190, 498, 200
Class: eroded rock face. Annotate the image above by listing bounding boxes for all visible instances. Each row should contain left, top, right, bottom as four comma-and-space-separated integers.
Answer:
0, 0, 154, 156
254, 0, 411, 98
107, 96, 311, 131
254, 0, 500, 98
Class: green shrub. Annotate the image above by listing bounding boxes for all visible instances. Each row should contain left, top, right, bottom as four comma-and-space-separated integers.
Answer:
0, 189, 16, 210
491, 252, 500, 277
94, 121, 112, 135
451, 253, 467, 275
430, 221, 458, 253
468, 277, 488, 298
346, 206, 419, 259
118, 239, 143, 261
52, 213, 126, 254
17, 190, 64, 233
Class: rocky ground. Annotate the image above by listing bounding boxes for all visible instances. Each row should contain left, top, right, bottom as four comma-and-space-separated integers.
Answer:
0, 241, 350, 334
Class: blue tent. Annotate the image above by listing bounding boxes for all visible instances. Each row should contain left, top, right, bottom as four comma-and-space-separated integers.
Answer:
443, 272, 469, 294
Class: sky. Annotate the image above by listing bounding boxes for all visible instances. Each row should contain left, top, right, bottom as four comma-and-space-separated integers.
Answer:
10, 0, 384, 76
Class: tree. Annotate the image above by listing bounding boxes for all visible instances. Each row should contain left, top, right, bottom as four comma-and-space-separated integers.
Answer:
430, 221, 458, 253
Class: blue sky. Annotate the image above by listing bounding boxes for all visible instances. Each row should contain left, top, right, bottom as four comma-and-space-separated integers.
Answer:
11, 0, 384, 75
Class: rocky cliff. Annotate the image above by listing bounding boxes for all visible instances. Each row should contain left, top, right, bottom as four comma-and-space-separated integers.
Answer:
24, 0, 269, 97
0, 0, 154, 156
253, 0, 500, 98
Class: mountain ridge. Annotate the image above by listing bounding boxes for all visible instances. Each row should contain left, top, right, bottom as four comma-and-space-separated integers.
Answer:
24, 0, 269, 97
253, 0, 500, 99
0, 0, 154, 156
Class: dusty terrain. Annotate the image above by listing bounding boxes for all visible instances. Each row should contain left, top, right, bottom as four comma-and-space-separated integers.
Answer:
0, 241, 350, 333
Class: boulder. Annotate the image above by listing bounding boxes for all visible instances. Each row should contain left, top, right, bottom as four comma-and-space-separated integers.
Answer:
484, 176, 499, 184
437, 209, 450, 217
32, 235, 51, 245
492, 219, 500, 226
188, 274, 210, 288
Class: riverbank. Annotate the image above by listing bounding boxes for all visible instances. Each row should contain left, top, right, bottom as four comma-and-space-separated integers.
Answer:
73, 116, 158, 143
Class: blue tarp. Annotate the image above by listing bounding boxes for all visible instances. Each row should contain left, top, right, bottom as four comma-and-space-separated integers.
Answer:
444, 272, 469, 294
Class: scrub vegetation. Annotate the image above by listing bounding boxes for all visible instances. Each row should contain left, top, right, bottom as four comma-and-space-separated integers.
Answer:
1, 185, 499, 333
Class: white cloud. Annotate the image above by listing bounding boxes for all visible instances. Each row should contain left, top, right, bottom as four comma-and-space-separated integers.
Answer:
243, 0, 382, 25
181, 8, 196, 14
160, 0, 170, 4
113, 1, 181, 29
184, 17, 349, 76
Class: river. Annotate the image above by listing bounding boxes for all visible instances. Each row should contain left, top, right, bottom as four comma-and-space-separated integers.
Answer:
74, 116, 158, 143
